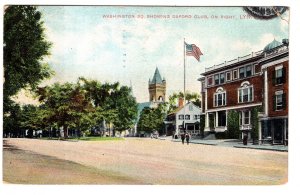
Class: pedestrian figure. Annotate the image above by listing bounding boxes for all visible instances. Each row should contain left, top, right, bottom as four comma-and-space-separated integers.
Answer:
181, 133, 185, 144
185, 133, 190, 145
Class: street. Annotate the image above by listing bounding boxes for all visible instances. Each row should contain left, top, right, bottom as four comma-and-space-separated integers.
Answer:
3, 138, 287, 185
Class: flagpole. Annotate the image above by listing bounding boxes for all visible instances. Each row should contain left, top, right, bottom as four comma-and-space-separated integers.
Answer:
183, 38, 186, 133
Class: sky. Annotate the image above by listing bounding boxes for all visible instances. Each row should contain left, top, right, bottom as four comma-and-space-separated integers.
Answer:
15, 6, 289, 104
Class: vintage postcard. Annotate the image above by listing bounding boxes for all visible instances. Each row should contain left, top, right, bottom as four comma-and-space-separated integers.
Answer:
2, 3, 293, 190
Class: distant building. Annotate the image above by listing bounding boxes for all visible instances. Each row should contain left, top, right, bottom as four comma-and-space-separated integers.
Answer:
148, 67, 166, 102
164, 99, 202, 137
199, 39, 288, 145
134, 67, 166, 136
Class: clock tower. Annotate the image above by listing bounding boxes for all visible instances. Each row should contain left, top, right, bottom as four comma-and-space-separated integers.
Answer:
148, 68, 166, 102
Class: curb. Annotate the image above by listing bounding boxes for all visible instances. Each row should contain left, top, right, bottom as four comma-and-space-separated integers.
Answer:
233, 145, 288, 152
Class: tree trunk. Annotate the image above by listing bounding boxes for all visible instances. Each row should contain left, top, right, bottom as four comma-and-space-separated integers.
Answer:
63, 125, 68, 139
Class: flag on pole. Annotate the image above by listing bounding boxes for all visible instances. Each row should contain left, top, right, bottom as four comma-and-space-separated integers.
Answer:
185, 42, 203, 61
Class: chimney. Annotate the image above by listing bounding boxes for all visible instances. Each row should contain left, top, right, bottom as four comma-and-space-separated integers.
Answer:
178, 97, 184, 107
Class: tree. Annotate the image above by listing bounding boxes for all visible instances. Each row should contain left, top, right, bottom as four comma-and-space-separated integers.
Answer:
3, 102, 22, 138
137, 108, 156, 134
167, 91, 200, 113
4, 6, 53, 113
79, 78, 138, 136
36, 82, 94, 138
137, 104, 166, 135
227, 110, 240, 139
110, 86, 138, 135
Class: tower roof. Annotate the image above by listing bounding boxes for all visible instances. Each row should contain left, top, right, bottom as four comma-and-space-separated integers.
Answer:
150, 67, 164, 84
263, 39, 282, 52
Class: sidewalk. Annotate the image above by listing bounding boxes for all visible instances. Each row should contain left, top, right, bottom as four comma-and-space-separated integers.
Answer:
169, 138, 288, 152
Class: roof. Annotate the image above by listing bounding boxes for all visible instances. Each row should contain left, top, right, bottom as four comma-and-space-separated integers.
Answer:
264, 39, 282, 52
168, 105, 184, 116
138, 102, 153, 112
167, 102, 201, 116
150, 67, 164, 84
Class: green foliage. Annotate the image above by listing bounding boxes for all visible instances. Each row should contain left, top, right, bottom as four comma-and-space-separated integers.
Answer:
3, 6, 53, 135
75, 137, 124, 141
80, 78, 138, 134
36, 82, 94, 138
137, 104, 166, 134
4, 6, 53, 107
167, 91, 200, 113
33, 78, 138, 138
227, 110, 240, 139
3, 102, 22, 137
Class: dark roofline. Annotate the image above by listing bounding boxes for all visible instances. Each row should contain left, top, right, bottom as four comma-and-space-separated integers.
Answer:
201, 54, 263, 76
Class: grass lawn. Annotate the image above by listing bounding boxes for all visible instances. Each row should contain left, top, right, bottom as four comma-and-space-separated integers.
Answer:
74, 136, 124, 141
41, 136, 124, 141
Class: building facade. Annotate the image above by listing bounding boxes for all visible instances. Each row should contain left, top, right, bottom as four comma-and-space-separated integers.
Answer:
258, 39, 289, 145
165, 101, 202, 137
200, 39, 288, 144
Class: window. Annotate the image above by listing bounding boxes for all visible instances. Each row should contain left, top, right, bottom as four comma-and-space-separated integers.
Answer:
274, 65, 285, 85
239, 110, 251, 125
207, 76, 213, 86
244, 111, 250, 125
214, 74, 219, 85
220, 73, 225, 84
185, 115, 190, 120
226, 71, 231, 81
178, 115, 184, 120
193, 115, 200, 120
246, 65, 252, 77
189, 105, 193, 111
239, 67, 245, 78
238, 82, 253, 103
214, 88, 226, 107
233, 69, 238, 80
274, 91, 286, 111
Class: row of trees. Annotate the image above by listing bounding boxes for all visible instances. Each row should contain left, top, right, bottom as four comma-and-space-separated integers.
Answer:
5, 78, 138, 138
4, 78, 138, 138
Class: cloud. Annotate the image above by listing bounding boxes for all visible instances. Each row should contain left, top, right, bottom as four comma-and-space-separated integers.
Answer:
37, 6, 290, 103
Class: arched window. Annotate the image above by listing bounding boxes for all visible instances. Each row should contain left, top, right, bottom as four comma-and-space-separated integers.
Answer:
238, 81, 253, 103
214, 87, 226, 107
158, 96, 164, 102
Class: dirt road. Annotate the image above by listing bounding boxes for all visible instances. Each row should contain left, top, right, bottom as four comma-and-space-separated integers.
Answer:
3, 138, 288, 185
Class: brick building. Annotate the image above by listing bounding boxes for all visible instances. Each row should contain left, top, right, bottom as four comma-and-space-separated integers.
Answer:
199, 39, 288, 144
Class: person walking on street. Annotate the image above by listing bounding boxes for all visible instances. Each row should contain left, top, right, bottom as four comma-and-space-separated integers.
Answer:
181, 132, 185, 144
185, 132, 190, 145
